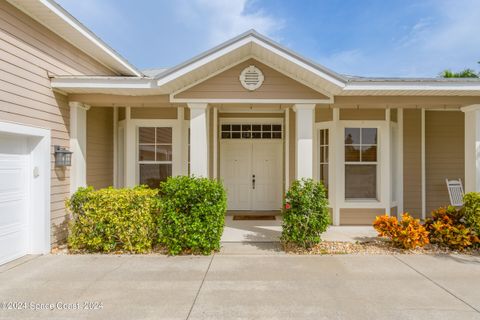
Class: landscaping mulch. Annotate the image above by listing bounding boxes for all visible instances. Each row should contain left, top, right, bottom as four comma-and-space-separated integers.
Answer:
284, 239, 480, 256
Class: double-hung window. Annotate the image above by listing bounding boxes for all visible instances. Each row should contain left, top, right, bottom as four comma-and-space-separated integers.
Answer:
344, 128, 378, 200
138, 127, 172, 188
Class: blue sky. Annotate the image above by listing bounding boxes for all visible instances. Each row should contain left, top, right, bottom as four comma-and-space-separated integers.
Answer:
56, 0, 480, 77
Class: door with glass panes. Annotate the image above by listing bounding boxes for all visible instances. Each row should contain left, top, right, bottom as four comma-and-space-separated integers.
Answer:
220, 123, 283, 210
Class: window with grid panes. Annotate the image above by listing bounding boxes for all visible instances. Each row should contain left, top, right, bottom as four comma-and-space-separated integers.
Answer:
138, 127, 172, 188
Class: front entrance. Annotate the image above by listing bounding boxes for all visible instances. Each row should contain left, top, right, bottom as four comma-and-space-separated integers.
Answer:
220, 138, 283, 211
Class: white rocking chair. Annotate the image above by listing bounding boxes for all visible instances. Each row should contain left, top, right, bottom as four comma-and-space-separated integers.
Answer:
446, 178, 464, 207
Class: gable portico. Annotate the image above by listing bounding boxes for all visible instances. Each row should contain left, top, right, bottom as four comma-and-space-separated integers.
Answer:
53, 30, 480, 226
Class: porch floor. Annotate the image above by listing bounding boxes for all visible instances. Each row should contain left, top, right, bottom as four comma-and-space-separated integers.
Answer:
226, 210, 282, 216
222, 214, 377, 243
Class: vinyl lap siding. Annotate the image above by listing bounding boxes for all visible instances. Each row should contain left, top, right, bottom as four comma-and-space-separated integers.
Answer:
425, 111, 464, 215
87, 107, 113, 189
0, 2, 116, 245
403, 109, 422, 218
175, 58, 329, 100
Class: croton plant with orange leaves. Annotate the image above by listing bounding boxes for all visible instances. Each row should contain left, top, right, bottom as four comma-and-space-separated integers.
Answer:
373, 213, 429, 249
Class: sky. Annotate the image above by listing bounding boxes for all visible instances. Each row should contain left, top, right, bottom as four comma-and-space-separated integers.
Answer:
56, 0, 480, 77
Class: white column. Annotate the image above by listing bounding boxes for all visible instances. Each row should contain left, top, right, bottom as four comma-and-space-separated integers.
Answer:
331, 108, 340, 226
293, 104, 315, 179
284, 108, 290, 191
385, 109, 392, 216
397, 108, 404, 216
188, 103, 208, 177
213, 107, 218, 179
421, 108, 426, 220
462, 105, 480, 192
69, 101, 89, 194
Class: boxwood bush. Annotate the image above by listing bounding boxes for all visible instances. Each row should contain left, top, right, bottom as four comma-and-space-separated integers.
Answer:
281, 178, 330, 248
67, 186, 160, 253
157, 176, 227, 255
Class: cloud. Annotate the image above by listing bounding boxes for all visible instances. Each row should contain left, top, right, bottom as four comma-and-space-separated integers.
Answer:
317, 0, 480, 77
173, 0, 284, 46
55, 0, 124, 29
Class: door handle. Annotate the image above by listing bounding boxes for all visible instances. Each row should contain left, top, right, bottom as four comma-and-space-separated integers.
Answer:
252, 174, 256, 189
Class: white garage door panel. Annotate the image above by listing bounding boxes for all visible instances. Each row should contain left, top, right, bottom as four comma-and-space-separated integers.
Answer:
0, 134, 28, 265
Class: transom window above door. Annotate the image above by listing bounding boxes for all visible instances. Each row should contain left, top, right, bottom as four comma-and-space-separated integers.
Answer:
138, 127, 172, 188
221, 124, 282, 139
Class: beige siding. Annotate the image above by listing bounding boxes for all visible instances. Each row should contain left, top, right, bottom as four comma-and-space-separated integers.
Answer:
87, 107, 113, 189
340, 208, 385, 225
131, 107, 177, 119
0, 2, 116, 245
176, 59, 329, 100
425, 111, 464, 215
315, 107, 333, 122
339, 109, 385, 120
403, 109, 422, 218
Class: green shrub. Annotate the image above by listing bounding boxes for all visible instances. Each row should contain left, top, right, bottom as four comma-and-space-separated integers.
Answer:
157, 176, 227, 255
281, 178, 330, 248
463, 192, 480, 236
67, 186, 160, 253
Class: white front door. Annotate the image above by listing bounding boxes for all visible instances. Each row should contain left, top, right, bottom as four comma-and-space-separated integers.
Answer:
221, 140, 282, 210
0, 134, 29, 265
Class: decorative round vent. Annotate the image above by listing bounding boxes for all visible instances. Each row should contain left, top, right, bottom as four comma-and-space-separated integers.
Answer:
239, 65, 264, 91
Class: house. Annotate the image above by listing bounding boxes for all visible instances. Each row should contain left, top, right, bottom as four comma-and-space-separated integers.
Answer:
1, 0, 480, 264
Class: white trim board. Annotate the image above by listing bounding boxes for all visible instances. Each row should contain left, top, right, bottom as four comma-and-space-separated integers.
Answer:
0, 121, 51, 258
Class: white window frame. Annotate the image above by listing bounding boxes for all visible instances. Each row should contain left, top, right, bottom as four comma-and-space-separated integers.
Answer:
344, 126, 380, 201
338, 120, 389, 209
315, 123, 334, 206
137, 126, 174, 186
124, 119, 182, 186
315, 119, 390, 210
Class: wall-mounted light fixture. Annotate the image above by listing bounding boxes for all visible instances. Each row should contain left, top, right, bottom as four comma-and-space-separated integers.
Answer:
54, 145, 73, 167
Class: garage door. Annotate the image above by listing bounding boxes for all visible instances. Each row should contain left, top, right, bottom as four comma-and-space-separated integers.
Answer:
0, 134, 28, 265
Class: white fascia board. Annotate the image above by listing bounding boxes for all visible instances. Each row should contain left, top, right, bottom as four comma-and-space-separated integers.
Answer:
157, 37, 252, 87
51, 77, 156, 89
156, 35, 346, 90
250, 38, 345, 89
170, 98, 333, 104
344, 81, 480, 92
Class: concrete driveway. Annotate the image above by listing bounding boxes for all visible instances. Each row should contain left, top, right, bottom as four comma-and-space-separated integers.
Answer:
0, 251, 479, 320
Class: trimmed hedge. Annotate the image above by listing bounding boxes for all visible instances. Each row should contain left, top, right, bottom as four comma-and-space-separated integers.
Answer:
281, 178, 330, 248
67, 186, 160, 253
157, 176, 227, 255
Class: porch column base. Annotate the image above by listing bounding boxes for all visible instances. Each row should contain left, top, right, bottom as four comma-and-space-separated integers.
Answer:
293, 104, 315, 179
188, 103, 208, 177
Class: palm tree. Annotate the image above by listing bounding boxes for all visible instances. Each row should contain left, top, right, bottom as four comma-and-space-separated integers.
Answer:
440, 62, 479, 78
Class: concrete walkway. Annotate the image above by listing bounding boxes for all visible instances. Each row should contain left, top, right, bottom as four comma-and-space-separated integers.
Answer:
0, 253, 479, 320
222, 216, 377, 243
